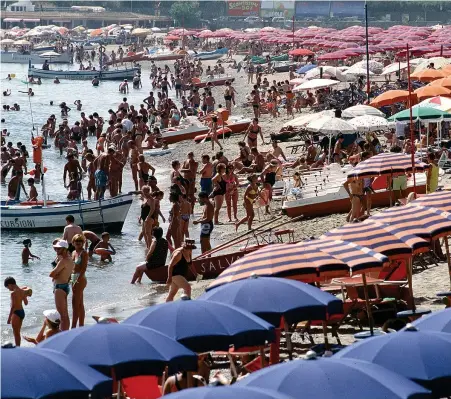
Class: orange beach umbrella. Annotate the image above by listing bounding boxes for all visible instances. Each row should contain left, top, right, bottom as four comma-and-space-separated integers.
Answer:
414, 85, 451, 100
410, 69, 446, 82
370, 90, 417, 108
429, 77, 451, 90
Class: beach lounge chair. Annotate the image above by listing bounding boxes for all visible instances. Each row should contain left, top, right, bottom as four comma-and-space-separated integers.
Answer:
121, 376, 162, 399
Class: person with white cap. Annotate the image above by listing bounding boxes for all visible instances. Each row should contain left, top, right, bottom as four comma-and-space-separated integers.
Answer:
23, 309, 61, 345
49, 240, 74, 331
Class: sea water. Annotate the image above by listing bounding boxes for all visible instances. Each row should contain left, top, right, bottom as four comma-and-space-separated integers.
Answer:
0, 62, 202, 344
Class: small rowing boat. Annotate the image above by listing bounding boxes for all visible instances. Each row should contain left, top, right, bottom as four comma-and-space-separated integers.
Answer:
193, 48, 228, 61
282, 164, 428, 218
191, 76, 235, 88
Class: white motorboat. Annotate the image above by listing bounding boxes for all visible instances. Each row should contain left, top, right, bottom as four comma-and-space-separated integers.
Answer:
1, 194, 133, 232
1, 51, 73, 64
27, 64, 141, 80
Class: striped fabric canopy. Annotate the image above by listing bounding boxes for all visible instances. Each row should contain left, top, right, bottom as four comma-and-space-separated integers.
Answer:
347, 152, 429, 179
322, 220, 429, 259
369, 205, 451, 241
208, 240, 388, 291
411, 191, 451, 213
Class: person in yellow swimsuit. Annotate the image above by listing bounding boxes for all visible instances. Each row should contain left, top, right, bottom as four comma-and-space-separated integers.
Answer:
426, 152, 439, 194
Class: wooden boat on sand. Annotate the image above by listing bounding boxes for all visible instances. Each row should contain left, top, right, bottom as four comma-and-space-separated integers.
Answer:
191, 76, 235, 89
142, 216, 300, 283
282, 164, 428, 218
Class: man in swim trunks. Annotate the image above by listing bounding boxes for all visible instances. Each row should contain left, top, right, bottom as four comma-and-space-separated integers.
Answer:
138, 154, 155, 190
199, 154, 213, 195
63, 215, 82, 252
82, 230, 101, 256
93, 152, 109, 199
5, 276, 31, 346
193, 191, 214, 254
63, 153, 83, 190
181, 152, 198, 212
108, 147, 124, 197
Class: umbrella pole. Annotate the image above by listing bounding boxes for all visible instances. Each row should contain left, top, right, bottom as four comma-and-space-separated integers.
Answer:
322, 321, 330, 350
283, 317, 293, 360
444, 236, 451, 287
407, 257, 416, 311
406, 44, 417, 196
361, 273, 374, 335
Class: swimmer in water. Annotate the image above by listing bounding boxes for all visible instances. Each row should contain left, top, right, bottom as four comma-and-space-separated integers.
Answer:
22, 238, 40, 265
74, 100, 82, 111
93, 232, 116, 262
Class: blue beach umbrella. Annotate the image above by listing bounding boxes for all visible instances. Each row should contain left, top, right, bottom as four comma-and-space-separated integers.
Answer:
237, 354, 431, 399
199, 276, 343, 326
124, 297, 275, 353
335, 326, 451, 397
296, 64, 317, 74
39, 323, 198, 379
412, 309, 451, 334
1, 346, 112, 399
166, 386, 294, 399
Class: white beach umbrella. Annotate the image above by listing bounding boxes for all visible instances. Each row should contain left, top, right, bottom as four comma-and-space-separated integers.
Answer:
39, 51, 62, 58
304, 66, 346, 81
351, 60, 384, 74
131, 28, 152, 37
293, 79, 340, 91
381, 62, 407, 76
289, 77, 306, 85
305, 115, 357, 135
282, 110, 334, 128
342, 104, 385, 118
348, 115, 389, 132
344, 67, 374, 76
151, 27, 161, 32
0, 38, 14, 45
14, 39, 31, 45
414, 57, 451, 73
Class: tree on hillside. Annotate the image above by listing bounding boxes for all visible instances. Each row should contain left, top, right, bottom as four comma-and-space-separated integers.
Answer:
169, 1, 201, 27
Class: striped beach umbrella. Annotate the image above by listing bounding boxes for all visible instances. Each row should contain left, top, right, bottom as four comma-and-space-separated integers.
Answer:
208, 240, 388, 291
322, 220, 429, 259
410, 191, 451, 213
369, 204, 451, 241
347, 152, 429, 179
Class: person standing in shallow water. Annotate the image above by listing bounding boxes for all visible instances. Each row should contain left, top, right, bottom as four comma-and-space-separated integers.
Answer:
71, 234, 88, 328
166, 240, 197, 302
193, 191, 214, 254
50, 240, 74, 331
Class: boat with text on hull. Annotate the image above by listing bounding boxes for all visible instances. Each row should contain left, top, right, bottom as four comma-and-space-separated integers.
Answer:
1, 193, 133, 232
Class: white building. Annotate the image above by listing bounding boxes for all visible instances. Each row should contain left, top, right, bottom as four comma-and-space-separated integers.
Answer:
6, 0, 35, 12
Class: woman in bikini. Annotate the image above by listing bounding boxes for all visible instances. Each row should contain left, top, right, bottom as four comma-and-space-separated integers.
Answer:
209, 116, 223, 151
167, 192, 182, 251
141, 186, 156, 249
224, 164, 239, 222
71, 234, 88, 328
244, 118, 264, 149
235, 174, 259, 231
211, 163, 227, 225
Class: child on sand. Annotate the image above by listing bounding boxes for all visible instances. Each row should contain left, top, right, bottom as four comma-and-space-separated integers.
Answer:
94, 232, 116, 262
22, 239, 40, 265
5, 276, 32, 346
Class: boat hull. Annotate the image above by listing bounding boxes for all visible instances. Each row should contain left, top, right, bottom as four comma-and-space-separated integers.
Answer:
282, 184, 427, 218
192, 77, 235, 88
106, 52, 147, 65
1, 51, 73, 64
161, 126, 209, 144
27, 67, 140, 80
143, 248, 255, 283
1, 194, 133, 232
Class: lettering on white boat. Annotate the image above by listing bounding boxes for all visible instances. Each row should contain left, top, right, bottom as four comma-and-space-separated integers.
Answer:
1, 219, 36, 228
199, 253, 245, 273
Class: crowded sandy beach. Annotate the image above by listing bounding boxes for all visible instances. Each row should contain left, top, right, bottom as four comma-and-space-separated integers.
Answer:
2, 5, 451, 398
